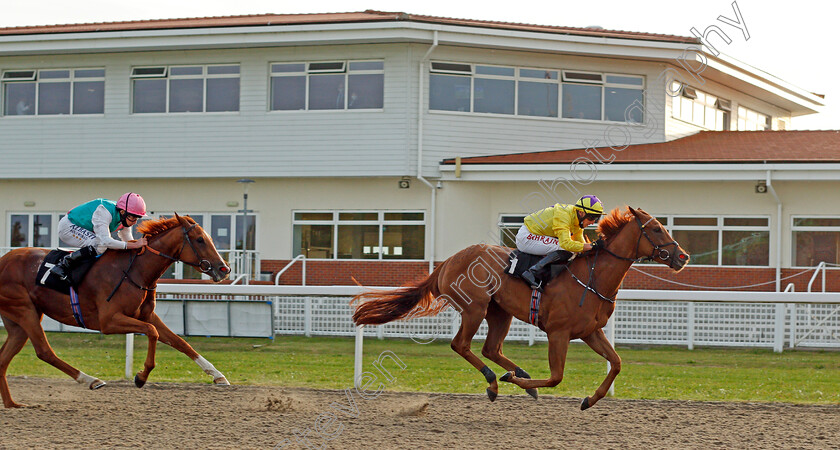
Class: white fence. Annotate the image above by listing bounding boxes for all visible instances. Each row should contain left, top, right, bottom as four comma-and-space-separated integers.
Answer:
3, 282, 839, 351
149, 285, 840, 352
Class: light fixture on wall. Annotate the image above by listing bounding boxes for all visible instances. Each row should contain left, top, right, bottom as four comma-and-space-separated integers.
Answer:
755, 181, 767, 194
23, 201, 35, 207
398, 177, 410, 189
226, 201, 239, 207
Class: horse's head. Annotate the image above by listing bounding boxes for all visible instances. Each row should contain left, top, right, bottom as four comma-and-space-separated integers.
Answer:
173, 213, 231, 282
628, 207, 690, 271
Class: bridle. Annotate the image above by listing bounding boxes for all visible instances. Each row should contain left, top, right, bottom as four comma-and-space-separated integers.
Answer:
566, 213, 684, 307
142, 222, 215, 273
104, 221, 221, 302
599, 215, 682, 267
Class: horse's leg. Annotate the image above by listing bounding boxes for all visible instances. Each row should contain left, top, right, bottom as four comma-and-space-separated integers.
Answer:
99, 314, 159, 388
501, 330, 570, 390
0, 316, 30, 407
450, 308, 500, 400
15, 312, 105, 390
481, 303, 538, 399
579, 328, 621, 410
149, 313, 229, 385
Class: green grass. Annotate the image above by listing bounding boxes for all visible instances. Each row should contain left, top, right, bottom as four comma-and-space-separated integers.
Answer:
2, 329, 838, 404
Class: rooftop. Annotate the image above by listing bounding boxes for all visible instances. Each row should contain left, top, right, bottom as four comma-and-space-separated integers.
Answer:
0, 10, 697, 43
441, 131, 840, 165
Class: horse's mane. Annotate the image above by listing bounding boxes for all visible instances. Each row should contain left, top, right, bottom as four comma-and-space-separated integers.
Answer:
597, 207, 634, 240
136, 215, 195, 237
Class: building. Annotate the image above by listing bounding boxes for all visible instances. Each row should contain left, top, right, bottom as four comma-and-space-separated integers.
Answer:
0, 11, 836, 291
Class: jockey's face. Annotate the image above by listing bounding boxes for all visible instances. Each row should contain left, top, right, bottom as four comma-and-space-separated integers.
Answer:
120, 209, 141, 226
578, 210, 599, 227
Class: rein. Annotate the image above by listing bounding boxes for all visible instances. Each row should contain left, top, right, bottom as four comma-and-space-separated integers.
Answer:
105, 221, 212, 302
142, 223, 215, 273
571, 214, 680, 306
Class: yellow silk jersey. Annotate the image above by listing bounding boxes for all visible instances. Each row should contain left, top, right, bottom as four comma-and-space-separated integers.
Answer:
523, 203, 586, 252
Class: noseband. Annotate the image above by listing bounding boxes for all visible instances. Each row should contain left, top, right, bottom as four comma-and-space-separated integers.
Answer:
143, 223, 215, 273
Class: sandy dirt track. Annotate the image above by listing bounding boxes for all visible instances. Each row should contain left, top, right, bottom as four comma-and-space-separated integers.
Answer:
1, 377, 838, 449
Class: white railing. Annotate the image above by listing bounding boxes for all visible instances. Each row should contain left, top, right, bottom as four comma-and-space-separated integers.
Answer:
274, 254, 306, 285
224, 249, 260, 281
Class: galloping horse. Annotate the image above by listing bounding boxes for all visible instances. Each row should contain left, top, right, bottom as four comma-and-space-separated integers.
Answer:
353, 207, 689, 410
0, 213, 231, 408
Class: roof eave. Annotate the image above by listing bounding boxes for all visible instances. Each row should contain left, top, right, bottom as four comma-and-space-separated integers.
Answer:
438, 162, 840, 182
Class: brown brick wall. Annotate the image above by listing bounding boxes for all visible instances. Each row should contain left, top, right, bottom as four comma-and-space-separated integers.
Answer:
261, 259, 840, 292
261, 259, 430, 286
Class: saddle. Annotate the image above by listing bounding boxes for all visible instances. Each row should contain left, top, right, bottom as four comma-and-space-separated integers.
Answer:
505, 250, 569, 288
35, 249, 97, 295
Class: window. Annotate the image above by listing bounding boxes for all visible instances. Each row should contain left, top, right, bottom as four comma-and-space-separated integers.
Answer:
7, 213, 61, 248
736, 106, 771, 131
670, 83, 730, 130
270, 60, 384, 111
661, 216, 770, 266
2, 68, 104, 116
429, 62, 643, 123
131, 65, 240, 113
792, 217, 840, 267
293, 211, 425, 260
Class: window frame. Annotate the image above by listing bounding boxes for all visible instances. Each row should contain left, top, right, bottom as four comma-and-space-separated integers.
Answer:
790, 216, 840, 268
269, 59, 385, 112
658, 215, 771, 267
2, 68, 105, 117
6, 212, 64, 248
670, 82, 731, 131
429, 61, 645, 124
292, 210, 426, 260
130, 64, 240, 114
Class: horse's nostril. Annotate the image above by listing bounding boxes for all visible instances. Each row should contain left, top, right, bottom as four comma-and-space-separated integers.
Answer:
220, 266, 230, 273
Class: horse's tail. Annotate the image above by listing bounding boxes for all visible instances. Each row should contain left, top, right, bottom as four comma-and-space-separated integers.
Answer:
351, 262, 448, 325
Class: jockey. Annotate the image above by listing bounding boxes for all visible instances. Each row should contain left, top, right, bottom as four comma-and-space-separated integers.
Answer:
516, 195, 605, 291
50, 192, 149, 281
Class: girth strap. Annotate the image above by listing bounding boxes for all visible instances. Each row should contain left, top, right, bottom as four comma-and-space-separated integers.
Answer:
528, 289, 542, 325
69, 287, 86, 328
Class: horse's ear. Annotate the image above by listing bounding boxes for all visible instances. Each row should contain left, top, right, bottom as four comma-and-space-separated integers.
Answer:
174, 212, 187, 226
628, 206, 638, 215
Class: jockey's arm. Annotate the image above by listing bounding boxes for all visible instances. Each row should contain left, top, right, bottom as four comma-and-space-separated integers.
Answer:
91, 205, 130, 250
552, 210, 586, 253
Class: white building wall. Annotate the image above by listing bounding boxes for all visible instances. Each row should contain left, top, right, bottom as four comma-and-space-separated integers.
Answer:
0, 44, 415, 179
432, 178, 840, 267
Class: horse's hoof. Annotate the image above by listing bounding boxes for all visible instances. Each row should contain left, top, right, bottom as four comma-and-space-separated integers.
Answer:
90, 379, 106, 390
499, 371, 513, 383
580, 397, 591, 410
526, 388, 538, 400
486, 388, 498, 402
213, 376, 230, 385
134, 375, 146, 388
4, 402, 26, 408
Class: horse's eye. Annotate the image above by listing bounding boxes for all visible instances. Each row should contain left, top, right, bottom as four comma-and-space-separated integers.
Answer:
654, 228, 663, 234
197, 237, 205, 244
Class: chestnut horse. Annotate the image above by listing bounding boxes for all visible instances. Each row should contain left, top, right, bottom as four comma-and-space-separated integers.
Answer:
0, 213, 231, 408
353, 207, 689, 410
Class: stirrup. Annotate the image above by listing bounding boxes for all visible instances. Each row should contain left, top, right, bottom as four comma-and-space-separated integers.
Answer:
521, 271, 543, 292
50, 265, 69, 281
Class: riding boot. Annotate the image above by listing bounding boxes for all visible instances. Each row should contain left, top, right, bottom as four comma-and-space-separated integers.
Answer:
50, 245, 98, 281
521, 250, 572, 292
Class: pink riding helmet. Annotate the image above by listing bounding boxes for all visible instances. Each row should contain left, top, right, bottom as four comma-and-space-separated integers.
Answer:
117, 192, 147, 216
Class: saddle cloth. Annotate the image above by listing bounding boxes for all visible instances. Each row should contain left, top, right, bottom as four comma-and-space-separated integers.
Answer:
35, 249, 97, 295
505, 250, 568, 287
